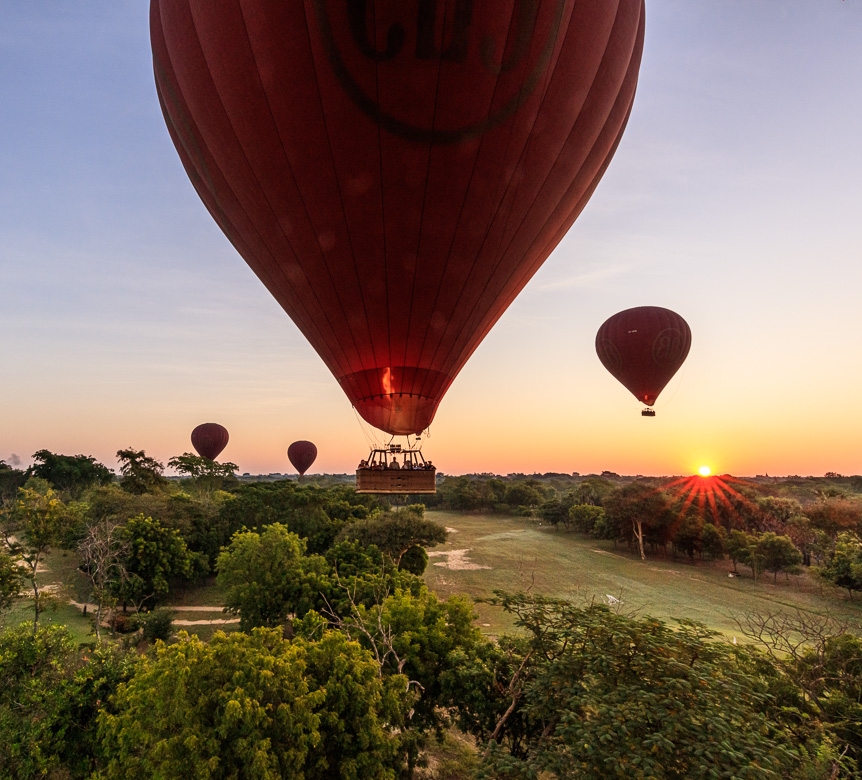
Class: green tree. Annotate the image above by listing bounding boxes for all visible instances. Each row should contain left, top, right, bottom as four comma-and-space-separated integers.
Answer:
117, 514, 204, 607
755, 532, 803, 582
503, 480, 546, 510
756, 496, 804, 529
303, 630, 409, 779
336, 506, 447, 567
320, 540, 424, 619
318, 586, 484, 776
97, 628, 408, 780
0, 459, 28, 503
735, 609, 862, 776
435, 476, 493, 511
115, 448, 167, 494
0, 550, 23, 613
672, 514, 703, 558
86, 484, 225, 567
216, 524, 326, 630
398, 544, 428, 575
572, 476, 614, 506
817, 534, 862, 598
726, 528, 756, 574
806, 498, 862, 539
700, 522, 726, 560
603, 481, 672, 560
378, 589, 481, 732
2, 479, 74, 627
468, 593, 818, 780
539, 499, 572, 531
168, 453, 239, 495
567, 504, 605, 535
0, 623, 136, 779
215, 481, 367, 555
30, 449, 113, 498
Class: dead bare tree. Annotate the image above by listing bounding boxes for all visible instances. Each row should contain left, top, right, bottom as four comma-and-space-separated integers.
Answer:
734, 608, 860, 710
78, 519, 130, 641
320, 576, 423, 697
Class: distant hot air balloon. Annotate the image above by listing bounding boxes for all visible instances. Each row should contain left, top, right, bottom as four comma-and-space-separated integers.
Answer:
151, 0, 645, 435
191, 423, 229, 460
287, 440, 318, 477
595, 307, 691, 415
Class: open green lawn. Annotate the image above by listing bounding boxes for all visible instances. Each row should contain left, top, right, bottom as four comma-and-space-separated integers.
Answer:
2, 549, 234, 645
0, 546, 95, 642
8, 511, 862, 647
1, 600, 95, 644
168, 578, 229, 609
423, 510, 862, 640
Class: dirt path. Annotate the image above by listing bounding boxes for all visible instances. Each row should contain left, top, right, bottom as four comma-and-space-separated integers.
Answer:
69, 601, 238, 626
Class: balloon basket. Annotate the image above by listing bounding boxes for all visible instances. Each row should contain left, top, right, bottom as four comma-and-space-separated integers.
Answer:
355, 444, 436, 494
641, 408, 656, 417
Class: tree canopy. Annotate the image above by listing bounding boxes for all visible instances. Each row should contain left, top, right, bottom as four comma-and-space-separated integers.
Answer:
97, 628, 408, 780
117, 514, 205, 607
116, 448, 167, 495
451, 593, 829, 779
335, 506, 447, 566
30, 449, 113, 497
216, 524, 327, 630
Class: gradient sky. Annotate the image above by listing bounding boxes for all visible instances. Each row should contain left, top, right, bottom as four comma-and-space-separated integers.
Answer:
2, 1, 861, 478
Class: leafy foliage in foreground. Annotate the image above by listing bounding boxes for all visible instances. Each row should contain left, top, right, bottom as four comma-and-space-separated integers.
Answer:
97, 628, 408, 780
446, 593, 841, 779
0, 623, 136, 779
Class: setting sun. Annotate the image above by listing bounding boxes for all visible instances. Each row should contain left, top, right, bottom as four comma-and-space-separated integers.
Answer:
698, 466, 712, 477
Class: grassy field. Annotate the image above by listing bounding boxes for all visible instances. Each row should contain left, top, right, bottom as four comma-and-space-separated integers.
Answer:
6, 510, 862, 648
423, 510, 862, 640
0, 546, 95, 642
0, 548, 236, 643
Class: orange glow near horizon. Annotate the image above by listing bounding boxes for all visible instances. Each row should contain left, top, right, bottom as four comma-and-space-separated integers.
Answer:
663, 473, 759, 529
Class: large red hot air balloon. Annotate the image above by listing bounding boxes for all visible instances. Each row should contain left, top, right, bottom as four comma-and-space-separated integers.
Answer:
151, 0, 645, 434
191, 423, 229, 460
287, 440, 318, 476
595, 306, 691, 414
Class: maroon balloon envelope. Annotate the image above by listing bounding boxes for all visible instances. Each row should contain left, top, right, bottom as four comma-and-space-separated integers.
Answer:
287, 440, 318, 476
595, 307, 692, 407
151, 0, 645, 434
191, 422, 229, 461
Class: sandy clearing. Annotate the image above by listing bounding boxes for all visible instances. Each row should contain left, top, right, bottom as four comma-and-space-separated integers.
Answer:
69, 601, 236, 626
4, 535, 50, 572
427, 548, 491, 571
173, 618, 240, 626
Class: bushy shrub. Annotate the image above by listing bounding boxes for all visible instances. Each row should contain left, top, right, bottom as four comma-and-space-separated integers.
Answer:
399, 545, 429, 575
140, 608, 175, 642
111, 613, 137, 634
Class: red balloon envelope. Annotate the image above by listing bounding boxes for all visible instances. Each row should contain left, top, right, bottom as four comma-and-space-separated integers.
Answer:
151, 0, 645, 434
595, 307, 691, 407
191, 423, 229, 461
287, 440, 318, 476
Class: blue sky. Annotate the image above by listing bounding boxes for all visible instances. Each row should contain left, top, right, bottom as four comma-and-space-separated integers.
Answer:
2, 1, 861, 477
